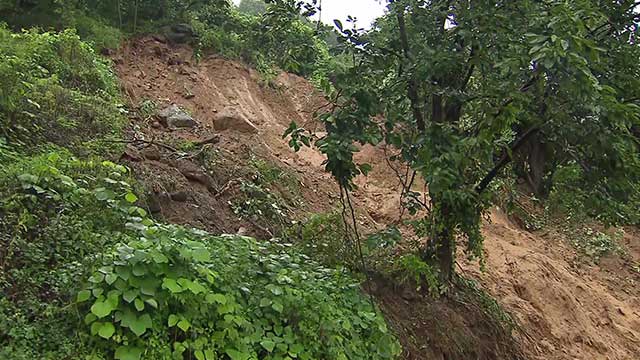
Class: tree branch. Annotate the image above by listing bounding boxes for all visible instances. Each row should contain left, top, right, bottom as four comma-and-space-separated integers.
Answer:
395, 6, 426, 132
475, 126, 541, 194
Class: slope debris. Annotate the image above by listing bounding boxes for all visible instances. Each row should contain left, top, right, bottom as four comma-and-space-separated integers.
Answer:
112, 37, 640, 359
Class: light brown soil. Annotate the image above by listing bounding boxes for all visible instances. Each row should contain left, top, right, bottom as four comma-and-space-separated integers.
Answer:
112, 37, 640, 360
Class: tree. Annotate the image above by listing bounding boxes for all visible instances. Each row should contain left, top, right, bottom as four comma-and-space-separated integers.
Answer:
287, 0, 640, 282
238, 0, 267, 15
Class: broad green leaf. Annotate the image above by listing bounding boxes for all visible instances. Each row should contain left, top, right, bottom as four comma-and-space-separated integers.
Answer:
168, 314, 179, 327
177, 319, 191, 332
123, 289, 138, 303
134, 298, 144, 311
91, 300, 114, 318
77, 290, 91, 303
145, 298, 158, 309
271, 302, 284, 313
114, 346, 143, 360
125, 193, 138, 203
98, 322, 116, 339
260, 340, 276, 352
162, 278, 182, 293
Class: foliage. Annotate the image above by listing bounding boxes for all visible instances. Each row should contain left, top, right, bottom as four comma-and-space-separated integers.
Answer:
81, 224, 400, 359
0, 151, 139, 359
284, 0, 640, 282
548, 163, 640, 225
237, 0, 268, 16
0, 150, 400, 359
285, 211, 350, 267
0, 27, 125, 155
232, 180, 292, 235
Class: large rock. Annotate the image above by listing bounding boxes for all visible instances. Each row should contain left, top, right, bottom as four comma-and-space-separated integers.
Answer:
157, 104, 197, 128
163, 23, 196, 44
213, 108, 258, 134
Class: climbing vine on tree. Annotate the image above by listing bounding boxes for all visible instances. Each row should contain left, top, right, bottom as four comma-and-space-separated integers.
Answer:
286, 0, 640, 282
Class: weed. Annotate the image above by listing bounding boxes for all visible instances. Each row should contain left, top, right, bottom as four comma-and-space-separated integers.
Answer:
569, 227, 625, 262
232, 180, 291, 235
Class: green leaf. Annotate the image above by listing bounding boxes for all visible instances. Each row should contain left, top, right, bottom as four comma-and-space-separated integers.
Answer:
271, 302, 284, 313
225, 349, 249, 360
105, 273, 118, 285
260, 340, 276, 352
134, 298, 145, 312
205, 293, 227, 305
192, 248, 211, 262
145, 298, 158, 309
204, 350, 215, 360
77, 290, 91, 303
97, 322, 116, 339
114, 346, 143, 360
125, 193, 138, 203
123, 289, 138, 303
168, 314, 179, 327
177, 319, 191, 332
162, 278, 183, 293
91, 300, 115, 318
128, 314, 152, 336
195, 350, 205, 360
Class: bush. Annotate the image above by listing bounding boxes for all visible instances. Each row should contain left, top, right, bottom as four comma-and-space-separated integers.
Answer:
0, 151, 139, 359
81, 225, 400, 360
0, 27, 124, 154
0, 152, 401, 360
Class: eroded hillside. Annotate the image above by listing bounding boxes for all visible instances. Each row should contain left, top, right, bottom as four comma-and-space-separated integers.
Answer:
112, 37, 640, 359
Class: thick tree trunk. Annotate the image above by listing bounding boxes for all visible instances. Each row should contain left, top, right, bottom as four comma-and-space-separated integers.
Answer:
435, 224, 454, 283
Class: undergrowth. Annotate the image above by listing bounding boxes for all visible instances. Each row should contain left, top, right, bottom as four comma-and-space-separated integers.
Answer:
0, 27, 401, 359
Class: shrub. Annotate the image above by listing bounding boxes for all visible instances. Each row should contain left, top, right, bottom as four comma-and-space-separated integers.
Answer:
81, 225, 401, 360
0, 27, 124, 154
0, 152, 401, 359
0, 151, 139, 359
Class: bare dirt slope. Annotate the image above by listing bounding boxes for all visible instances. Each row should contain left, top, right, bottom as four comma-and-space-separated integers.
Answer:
112, 37, 640, 359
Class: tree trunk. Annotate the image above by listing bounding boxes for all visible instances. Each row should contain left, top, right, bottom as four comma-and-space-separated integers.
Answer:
435, 221, 454, 283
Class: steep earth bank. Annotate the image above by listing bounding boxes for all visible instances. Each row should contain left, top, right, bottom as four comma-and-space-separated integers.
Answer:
112, 37, 640, 360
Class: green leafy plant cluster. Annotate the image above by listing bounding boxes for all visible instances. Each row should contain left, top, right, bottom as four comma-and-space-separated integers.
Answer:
0, 151, 140, 359
80, 224, 401, 360
0, 27, 125, 154
285, 211, 350, 267
548, 163, 640, 226
0, 151, 400, 359
192, 1, 332, 78
232, 180, 292, 235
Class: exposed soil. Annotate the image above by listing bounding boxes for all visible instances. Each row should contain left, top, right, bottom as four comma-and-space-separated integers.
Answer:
112, 37, 640, 360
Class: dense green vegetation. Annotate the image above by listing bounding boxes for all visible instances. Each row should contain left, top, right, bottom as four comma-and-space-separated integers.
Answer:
0, 4, 400, 359
2, 0, 639, 358
286, 0, 640, 282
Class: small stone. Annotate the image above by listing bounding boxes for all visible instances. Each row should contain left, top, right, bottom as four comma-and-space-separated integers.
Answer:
151, 121, 162, 129
156, 104, 197, 128
141, 146, 161, 161
170, 191, 188, 202
213, 108, 258, 134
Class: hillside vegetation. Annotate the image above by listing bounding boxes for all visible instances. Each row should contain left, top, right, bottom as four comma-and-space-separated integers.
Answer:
1, 1, 639, 359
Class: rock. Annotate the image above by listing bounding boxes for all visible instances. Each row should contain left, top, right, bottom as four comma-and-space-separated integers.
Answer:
141, 146, 161, 161
150, 121, 162, 129
213, 108, 258, 134
163, 23, 196, 44
120, 148, 142, 162
157, 104, 197, 128
147, 193, 164, 214
170, 191, 188, 202
174, 160, 215, 190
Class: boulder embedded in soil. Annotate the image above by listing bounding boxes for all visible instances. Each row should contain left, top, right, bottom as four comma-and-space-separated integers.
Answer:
157, 104, 197, 128
213, 108, 258, 134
